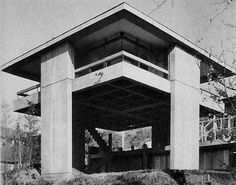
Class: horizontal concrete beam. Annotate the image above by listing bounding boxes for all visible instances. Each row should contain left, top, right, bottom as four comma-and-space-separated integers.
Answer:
73, 62, 170, 93
13, 92, 40, 112
200, 94, 224, 113
13, 70, 224, 115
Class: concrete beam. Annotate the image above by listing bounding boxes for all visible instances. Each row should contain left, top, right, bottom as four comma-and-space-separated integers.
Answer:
73, 62, 170, 93
13, 92, 40, 112
200, 94, 225, 113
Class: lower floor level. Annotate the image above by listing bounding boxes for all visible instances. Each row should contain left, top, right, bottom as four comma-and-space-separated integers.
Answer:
86, 143, 236, 173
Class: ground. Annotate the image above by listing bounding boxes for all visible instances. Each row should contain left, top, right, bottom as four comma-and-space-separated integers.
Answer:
8, 168, 236, 185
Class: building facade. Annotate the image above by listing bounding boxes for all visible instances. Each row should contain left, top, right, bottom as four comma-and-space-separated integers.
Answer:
1, 3, 235, 179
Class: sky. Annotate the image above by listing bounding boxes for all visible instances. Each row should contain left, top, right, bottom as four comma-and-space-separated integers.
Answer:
0, 0, 236, 103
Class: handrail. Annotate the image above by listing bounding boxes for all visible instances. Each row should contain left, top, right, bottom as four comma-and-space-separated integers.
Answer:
74, 51, 169, 78
199, 116, 236, 142
123, 51, 169, 74
17, 84, 40, 97
75, 52, 123, 73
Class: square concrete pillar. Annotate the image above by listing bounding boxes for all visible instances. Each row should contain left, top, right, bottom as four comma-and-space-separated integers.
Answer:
169, 46, 200, 170
41, 43, 74, 178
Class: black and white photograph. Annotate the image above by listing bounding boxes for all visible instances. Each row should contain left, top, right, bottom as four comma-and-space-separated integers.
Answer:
1, 0, 236, 184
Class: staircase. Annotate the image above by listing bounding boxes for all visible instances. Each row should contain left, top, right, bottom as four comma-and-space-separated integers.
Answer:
87, 127, 111, 173
87, 127, 109, 152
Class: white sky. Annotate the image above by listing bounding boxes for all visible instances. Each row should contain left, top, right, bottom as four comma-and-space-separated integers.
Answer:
0, 0, 235, 103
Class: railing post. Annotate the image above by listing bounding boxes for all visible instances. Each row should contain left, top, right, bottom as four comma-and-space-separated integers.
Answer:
200, 122, 204, 142
228, 117, 231, 131
104, 62, 107, 68
202, 122, 205, 141
220, 118, 223, 130
213, 118, 217, 141
204, 122, 206, 141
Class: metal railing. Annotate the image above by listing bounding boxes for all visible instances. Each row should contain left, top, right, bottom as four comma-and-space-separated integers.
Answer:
199, 116, 236, 142
17, 84, 40, 98
74, 51, 169, 79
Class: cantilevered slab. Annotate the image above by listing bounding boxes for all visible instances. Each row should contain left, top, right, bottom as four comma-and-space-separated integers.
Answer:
1, 3, 234, 81
72, 62, 170, 93
13, 92, 40, 114
200, 93, 225, 113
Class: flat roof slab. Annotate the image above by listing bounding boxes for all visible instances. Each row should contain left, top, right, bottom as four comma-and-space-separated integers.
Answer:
2, 3, 234, 81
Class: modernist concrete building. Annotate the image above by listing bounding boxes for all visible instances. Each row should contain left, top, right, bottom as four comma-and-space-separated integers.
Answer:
1, 3, 235, 179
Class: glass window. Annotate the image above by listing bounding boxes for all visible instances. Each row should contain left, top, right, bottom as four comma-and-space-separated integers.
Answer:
123, 39, 136, 55
106, 39, 122, 56
76, 32, 168, 73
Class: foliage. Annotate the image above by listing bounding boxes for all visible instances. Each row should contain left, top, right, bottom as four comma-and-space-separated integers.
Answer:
1, 101, 15, 127
88, 127, 151, 151
1, 101, 40, 184
17, 101, 40, 169
63, 170, 177, 185
99, 130, 122, 150
125, 127, 151, 150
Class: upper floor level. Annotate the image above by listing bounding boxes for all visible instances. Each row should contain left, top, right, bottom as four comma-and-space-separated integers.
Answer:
2, 3, 235, 132
1, 3, 234, 84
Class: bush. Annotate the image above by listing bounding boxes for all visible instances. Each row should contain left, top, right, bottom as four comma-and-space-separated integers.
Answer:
62, 170, 177, 185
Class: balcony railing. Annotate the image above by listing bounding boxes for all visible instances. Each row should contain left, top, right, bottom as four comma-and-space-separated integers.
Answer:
17, 84, 40, 98
74, 51, 169, 79
199, 116, 236, 143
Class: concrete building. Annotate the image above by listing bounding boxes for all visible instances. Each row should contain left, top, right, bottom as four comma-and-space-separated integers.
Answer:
1, 3, 235, 179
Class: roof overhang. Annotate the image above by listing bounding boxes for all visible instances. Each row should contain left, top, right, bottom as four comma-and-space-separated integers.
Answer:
1, 2, 235, 81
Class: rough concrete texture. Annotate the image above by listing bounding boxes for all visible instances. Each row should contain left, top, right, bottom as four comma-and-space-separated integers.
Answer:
41, 43, 74, 178
169, 46, 200, 170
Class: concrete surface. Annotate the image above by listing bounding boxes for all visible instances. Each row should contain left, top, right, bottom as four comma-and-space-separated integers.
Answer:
169, 46, 200, 170
40, 43, 74, 178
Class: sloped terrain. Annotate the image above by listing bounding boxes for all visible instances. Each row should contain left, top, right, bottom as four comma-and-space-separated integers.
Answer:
8, 169, 236, 185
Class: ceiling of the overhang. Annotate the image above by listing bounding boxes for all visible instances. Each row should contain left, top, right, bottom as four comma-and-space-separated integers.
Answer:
72, 77, 170, 131
74, 19, 168, 50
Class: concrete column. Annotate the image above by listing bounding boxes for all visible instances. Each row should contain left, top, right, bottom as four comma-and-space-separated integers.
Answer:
169, 46, 200, 170
41, 43, 74, 178
72, 122, 85, 171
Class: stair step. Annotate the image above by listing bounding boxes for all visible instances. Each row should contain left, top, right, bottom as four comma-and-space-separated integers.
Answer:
88, 127, 108, 152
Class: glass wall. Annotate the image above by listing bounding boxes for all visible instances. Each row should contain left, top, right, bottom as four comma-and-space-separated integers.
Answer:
76, 32, 168, 70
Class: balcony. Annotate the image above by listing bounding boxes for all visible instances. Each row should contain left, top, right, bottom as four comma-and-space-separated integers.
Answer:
72, 51, 171, 130
199, 116, 236, 145
75, 51, 169, 80
14, 84, 40, 114
73, 51, 170, 95
200, 88, 225, 113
